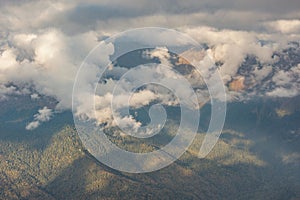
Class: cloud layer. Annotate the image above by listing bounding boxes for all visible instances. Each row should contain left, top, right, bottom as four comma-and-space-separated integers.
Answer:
0, 0, 299, 130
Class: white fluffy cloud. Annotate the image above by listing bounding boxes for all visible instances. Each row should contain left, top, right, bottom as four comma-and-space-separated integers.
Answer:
184, 27, 279, 81
0, 29, 102, 110
26, 107, 53, 130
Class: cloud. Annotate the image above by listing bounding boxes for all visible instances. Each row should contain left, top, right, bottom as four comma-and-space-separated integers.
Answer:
0, 0, 299, 130
30, 93, 40, 100
266, 64, 300, 97
26, 121, 40, 131
184, 27, 274, 81
26, 106, 53, 130
265, 19, 300, 34
92, 65, 182, 130
143, 47, 172, 66
0, 29, 102, 110
1, 0, 300, 34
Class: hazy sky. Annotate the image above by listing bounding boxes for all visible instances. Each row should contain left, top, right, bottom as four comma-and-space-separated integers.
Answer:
0, 0, 300, 33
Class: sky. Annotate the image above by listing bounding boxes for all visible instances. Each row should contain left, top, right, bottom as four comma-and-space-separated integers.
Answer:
1, 0, 300, 33
0, 0, 300, 130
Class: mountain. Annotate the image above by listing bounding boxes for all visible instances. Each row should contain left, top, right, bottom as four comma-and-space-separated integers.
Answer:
0, 95, 299, 199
